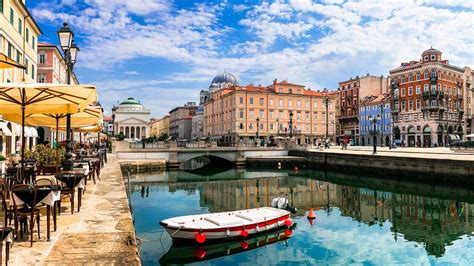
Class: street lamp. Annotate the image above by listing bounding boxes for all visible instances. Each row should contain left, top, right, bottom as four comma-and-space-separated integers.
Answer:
368, 114, 381, 154
380, 102, 384, 147
256, 117, 260, 146
57, 22, 79, 171
289, 111, 293, 138
276, 118, 279, 136
325, 96, 329, 140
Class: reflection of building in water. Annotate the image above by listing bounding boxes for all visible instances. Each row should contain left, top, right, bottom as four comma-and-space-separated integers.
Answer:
199, 176, 339, 216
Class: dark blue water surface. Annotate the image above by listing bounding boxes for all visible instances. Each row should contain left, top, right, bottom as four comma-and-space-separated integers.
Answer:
128, 169, 474, 265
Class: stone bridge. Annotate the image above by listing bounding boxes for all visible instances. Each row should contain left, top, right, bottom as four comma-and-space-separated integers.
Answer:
113, 141, 289, 168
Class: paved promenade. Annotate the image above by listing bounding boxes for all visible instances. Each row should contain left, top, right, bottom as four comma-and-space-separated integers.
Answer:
7, 154, 140, 265
308, 146, 474, 161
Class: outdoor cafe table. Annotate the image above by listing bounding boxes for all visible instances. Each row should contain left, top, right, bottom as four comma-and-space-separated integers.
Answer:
11, 185, 61, 241
55, 173, 85, 213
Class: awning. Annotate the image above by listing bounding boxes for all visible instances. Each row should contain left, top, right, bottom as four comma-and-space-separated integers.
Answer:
0, 53, 26, 69
466, 134, 474, 138
15, 124, 38, 138
448, 134, 460, 140
0, 121, 12, 136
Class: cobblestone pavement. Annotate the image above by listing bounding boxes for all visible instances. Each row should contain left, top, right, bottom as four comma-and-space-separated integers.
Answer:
6, 154, 140, 265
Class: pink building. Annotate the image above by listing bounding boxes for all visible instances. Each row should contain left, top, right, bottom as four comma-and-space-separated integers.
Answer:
37, 42, 78, 84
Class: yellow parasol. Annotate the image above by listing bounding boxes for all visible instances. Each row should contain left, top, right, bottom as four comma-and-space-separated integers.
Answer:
0, 82, 97, 174
0, 53, 26, 69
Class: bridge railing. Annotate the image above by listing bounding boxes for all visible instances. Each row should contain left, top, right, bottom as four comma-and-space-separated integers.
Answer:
129, 141, 171, 149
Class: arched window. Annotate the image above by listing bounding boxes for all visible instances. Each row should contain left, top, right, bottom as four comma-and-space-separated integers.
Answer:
431, 70, 436, 77
424, 71, 428, 79
416, 73, 420, 80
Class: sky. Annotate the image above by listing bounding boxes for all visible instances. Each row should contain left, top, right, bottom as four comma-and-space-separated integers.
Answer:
26, 0, 474, 118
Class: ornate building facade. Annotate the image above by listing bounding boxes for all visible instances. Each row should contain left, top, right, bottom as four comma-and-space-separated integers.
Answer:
389, 48, 467, 147
359, 93, 392, 146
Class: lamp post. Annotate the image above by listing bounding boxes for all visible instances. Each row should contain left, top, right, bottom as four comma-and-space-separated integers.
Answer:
325, 96, 329, 140
256, 117, 260, 146
289, 111, 293, 138
58, 22, 79, 171
368, 114, 381, 154
276, 118, 279, 136
380, 102, 384, 147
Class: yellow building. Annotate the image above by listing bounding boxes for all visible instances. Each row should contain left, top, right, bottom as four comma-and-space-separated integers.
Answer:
203, 79, 338, 145
0, 0, 42, 157
150, 115, 170, 137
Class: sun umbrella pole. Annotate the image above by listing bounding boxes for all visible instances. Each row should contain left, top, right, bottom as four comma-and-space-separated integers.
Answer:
63, 114, 73, 171
21, 103, 26, 178
56, 116, 60, 174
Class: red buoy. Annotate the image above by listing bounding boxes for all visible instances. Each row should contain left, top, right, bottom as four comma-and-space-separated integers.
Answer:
284, 218, 293, 227
240, 241, 249, 250
194, 247, 207, 259
195, 232, 206, 244
284, 229, 293, 237
307, 208, 316, 225
240, 230, 249, 237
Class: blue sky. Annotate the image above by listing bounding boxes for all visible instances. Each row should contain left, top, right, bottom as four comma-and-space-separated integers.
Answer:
26, 0, 473, 118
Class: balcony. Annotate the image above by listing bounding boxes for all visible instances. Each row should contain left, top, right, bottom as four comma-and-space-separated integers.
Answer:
422, 91, 444, 99
457, 95, 464, 101
430, 76, 437, 83
393, 94, 399, 100
421, 105, 446, 112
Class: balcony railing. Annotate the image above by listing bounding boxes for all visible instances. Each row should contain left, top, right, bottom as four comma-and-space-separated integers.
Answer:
430, 76, 437, 83
421, 105, 446, 111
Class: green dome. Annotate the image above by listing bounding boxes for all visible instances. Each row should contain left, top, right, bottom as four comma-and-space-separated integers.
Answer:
120, 97, 141, 105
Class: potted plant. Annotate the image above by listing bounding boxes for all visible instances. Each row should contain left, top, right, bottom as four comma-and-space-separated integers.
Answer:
32, 144, 65, 174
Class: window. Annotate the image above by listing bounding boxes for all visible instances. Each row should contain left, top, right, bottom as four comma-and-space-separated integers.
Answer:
431, 85, 436, 91
239, 123, 244, 129
288, 100, 292, 107
408, 87, 413, 96
401, 101, 406, 111
269, 98, 274, 106
270, 124, 274, 130
249, 123, 253, 129
39, 54, 46, 64
239, 97, 243, 104
424, 56, 428, 61
401, 88, 405, 96
32, 36, 36, 49
249, 97, 253, 105
7, 42, 12, 58
297, 100, 301, 108
409, 100, 413, 111
31, 64, 35, 79
16, 51, 21, 63
416, 85, 421, 94
313, 101, 318, 108
424, 84, 428, 92
10, 8, 14, 25
0, 0, 3, 13
26, 28, 29, 43
279, 88, 283, 93
249, 110, 254, 118
305, 112, 309, 120
279, 99, 283, 107
416, 73, 420, 80
259, 98, 264, 105
431, 55, 436, 60
25, 58, 29, 74
305, 101, 310, 108
38, 73, 45, 83
259, 110, 264, 119
297, 112, 301, 120
239, 109, 244, 118
401, 76, 406, 83
409, 74, 413, 82
424, 71, 428, 79
289, 89, 292, 94
279, 111, 283, 119
416, 99, 421, 110
269, 110, 274, 119
18, 18, 22, 34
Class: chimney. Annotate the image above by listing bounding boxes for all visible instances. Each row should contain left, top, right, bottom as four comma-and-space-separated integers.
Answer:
273, 79, 277, 87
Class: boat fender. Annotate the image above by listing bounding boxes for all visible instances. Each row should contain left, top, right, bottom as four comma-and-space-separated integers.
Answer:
196, 230, 206, 244
226, 228, 230, 238
256, 225, 259, 232
240, 229, 248, 237
284, 218, 293, 227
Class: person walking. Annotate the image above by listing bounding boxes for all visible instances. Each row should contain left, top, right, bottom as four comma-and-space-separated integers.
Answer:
342, 137, 348, 150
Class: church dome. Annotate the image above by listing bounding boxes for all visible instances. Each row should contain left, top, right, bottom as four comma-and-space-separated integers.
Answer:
120, 97, 141, 105
210, 71, 238, 87
422, 47, 441, 55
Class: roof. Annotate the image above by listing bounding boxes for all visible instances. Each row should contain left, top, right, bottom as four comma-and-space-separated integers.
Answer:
422, 47, 441, 54
272, 80, 305, 87
120, 97, 141, 105
103, 116, 113, 121
361, 94, 391, 105
38, 42, 57, 47
210, 71, 238, 87
17, 1, 43, 35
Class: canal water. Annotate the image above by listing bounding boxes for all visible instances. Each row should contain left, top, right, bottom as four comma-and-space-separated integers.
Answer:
128, 168, 474, 265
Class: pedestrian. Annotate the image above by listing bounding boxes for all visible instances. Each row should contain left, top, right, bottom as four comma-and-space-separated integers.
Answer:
342, 138, 348, 150
325, 138, 330, 149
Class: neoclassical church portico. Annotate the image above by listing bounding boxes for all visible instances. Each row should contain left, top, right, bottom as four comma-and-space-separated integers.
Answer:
112, 98, 151, 139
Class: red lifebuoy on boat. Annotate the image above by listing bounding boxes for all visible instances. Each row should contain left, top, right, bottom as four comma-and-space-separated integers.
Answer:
284, 218, 293, 227
196, 232, 206, 244
194, 247, 207, 259
240, 241, 249, 250
284, 229, 293, 237
240, 230, 249, 237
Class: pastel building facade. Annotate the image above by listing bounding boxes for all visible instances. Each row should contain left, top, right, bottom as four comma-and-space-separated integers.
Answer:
0, 0, 42, 157
359, 94, 392, 146
338, 75, 389, 145
169, 102, 197, 141
203, 79, 338, 145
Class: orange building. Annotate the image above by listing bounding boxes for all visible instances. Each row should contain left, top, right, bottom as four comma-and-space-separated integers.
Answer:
389, 48, 468, 147
203, 79, 338, 146
37, 42, 78, 84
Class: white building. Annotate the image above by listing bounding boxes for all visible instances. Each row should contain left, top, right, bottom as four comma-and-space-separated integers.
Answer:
191, 105, 204, 140
112, 98, 151, 140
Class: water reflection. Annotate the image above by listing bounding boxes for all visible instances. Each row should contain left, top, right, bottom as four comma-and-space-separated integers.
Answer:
129, 169, 474, 264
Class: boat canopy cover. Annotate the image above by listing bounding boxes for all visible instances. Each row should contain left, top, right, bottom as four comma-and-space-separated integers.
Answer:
271, 197, 288, 209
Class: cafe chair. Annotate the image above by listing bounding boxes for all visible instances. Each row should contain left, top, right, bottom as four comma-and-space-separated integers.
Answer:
0, 179, 15, 227
11, 184, 41, 247
0, 227, 13, 265
56, 174, 77, 215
